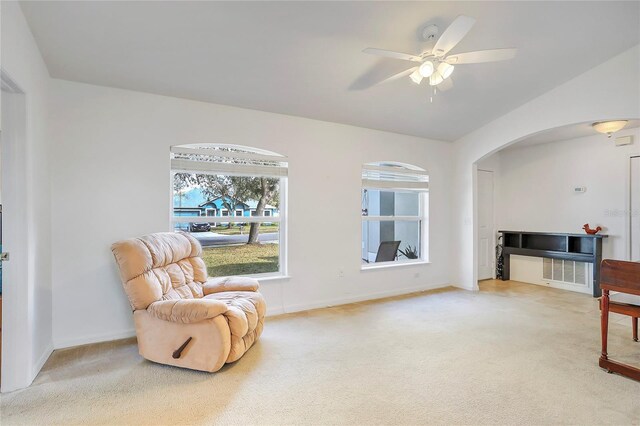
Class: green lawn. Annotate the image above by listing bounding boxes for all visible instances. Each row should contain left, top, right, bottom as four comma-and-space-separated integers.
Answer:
202, 243, 279, 277
210, 223, 279, 235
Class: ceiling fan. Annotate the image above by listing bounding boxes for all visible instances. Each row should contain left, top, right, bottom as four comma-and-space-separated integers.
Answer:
363, 15, 517, 95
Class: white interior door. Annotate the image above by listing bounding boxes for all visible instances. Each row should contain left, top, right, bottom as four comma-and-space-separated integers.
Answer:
477, 170, 494, 280
1, 74, 32, 392
631, 156, 640, 261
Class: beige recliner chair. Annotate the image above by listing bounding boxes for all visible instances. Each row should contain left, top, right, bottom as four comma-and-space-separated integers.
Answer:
111, 232, 265, 372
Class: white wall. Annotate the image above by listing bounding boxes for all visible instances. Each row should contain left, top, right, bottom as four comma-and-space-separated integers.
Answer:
451, 45, 640, 291
480, 127, 640, 288
49, 79, 453, 348
0, 1, 53, 391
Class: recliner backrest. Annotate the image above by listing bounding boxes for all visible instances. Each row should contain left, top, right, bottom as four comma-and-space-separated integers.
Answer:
111, 232, 208, 310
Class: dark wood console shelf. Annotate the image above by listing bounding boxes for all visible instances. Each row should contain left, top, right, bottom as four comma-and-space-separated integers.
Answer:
499, 230, 607, 297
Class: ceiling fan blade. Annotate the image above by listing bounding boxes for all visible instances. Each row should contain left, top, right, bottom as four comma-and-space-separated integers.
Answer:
432, 15, 476, 57
374, 66, 419, 86
446, 48, 517, 64
362, 48, 422, 62
437, 77, 454, 92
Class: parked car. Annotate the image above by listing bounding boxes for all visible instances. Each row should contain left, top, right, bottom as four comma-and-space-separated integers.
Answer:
189, 222, 211, 232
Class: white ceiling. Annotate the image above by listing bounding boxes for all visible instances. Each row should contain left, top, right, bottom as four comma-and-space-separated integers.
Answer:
506, 120, 640, 149
20, 1, 640, 141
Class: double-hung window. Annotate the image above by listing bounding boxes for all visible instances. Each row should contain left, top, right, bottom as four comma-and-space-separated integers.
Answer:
171, 144, 287, 278
361, 162, 429, 267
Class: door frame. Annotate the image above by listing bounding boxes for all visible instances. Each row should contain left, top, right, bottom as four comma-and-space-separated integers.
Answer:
477, 169, 495, 280
1, 69, 33, 392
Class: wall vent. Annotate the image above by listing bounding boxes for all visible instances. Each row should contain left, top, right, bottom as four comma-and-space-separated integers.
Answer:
542, 258, 589, 286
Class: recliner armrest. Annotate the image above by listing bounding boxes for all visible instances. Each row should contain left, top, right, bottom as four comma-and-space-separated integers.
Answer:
147, 299, 228, 323
202, 276, 260, 295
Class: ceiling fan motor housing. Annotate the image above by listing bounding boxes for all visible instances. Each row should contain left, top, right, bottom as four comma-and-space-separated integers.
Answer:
419, 24, 439, 41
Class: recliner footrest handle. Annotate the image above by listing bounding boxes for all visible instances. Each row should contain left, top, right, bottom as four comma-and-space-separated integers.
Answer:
172, 337, 193, 359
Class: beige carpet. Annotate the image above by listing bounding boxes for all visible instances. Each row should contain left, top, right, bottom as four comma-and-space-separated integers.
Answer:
1, 280, 639, 425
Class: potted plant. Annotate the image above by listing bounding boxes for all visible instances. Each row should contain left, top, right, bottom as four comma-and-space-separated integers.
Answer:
399, 245, 419, 260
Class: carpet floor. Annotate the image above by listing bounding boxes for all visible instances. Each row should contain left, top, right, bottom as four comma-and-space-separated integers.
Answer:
1, 280, 639, 425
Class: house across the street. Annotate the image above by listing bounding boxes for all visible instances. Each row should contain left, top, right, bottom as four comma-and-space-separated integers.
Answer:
173, 188, 278, 222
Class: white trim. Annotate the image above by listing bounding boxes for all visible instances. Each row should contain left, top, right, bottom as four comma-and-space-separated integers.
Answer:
171, 158, 287, 178
1, 73, 35, 392
53, 328, 136, 350
205, 208, 216, 217
277, 177, 288, 276
268, 281, 449, 316
235, 209, 243, 217
0, 70, 23, 93
361, 260, 430, 270
32, 343, 53, 381
54, 283, 448, 347
256, 274, 291, 282
246, 271, 285, 280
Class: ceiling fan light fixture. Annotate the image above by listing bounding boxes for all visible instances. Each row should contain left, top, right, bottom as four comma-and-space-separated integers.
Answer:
592, 120, 628, 137
429, 71, 444, 86
437, 62, 455, 80
418, 61, 434, 78
409, 69, 423, 84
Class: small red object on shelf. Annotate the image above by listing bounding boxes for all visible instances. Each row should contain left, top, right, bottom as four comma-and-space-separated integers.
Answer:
583, 223, 602, 235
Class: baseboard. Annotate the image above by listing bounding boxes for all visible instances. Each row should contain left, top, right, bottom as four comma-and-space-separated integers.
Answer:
451, 282, 476, 291
273, 281, 450, 316
30, 342, 54, 383
53, 328, 136, 350
52, 283, 450, 347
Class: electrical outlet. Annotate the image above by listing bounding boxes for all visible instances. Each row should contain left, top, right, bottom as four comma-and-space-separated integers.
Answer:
338, 269, 345, 278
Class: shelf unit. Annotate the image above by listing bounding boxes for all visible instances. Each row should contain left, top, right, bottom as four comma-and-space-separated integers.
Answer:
499, 230, 607, 297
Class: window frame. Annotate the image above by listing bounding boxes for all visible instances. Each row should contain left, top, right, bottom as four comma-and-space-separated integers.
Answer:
361, 163, 429, 270
170, 145, 288, 279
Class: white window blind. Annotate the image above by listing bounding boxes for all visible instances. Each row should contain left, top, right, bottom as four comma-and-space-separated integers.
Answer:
171, 146, 288, 178
362, 163, 429, 191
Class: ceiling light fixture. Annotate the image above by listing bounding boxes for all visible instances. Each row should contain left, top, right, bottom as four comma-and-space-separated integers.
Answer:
409, 69, 423, 84
437, 62, 455, 80
429, 71, 443, 86
418, 61, 434, 78
592, 120, 628, 138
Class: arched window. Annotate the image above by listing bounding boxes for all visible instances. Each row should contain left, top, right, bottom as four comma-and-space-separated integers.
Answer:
361, 162, 428, 266
171, 144, 287, 278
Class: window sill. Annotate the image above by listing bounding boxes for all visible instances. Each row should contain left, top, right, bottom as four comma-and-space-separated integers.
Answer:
361, 260, 430, 271
251, 274, 291, 282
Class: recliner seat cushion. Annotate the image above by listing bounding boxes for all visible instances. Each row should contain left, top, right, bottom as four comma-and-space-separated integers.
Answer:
205, 291, 266, 362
